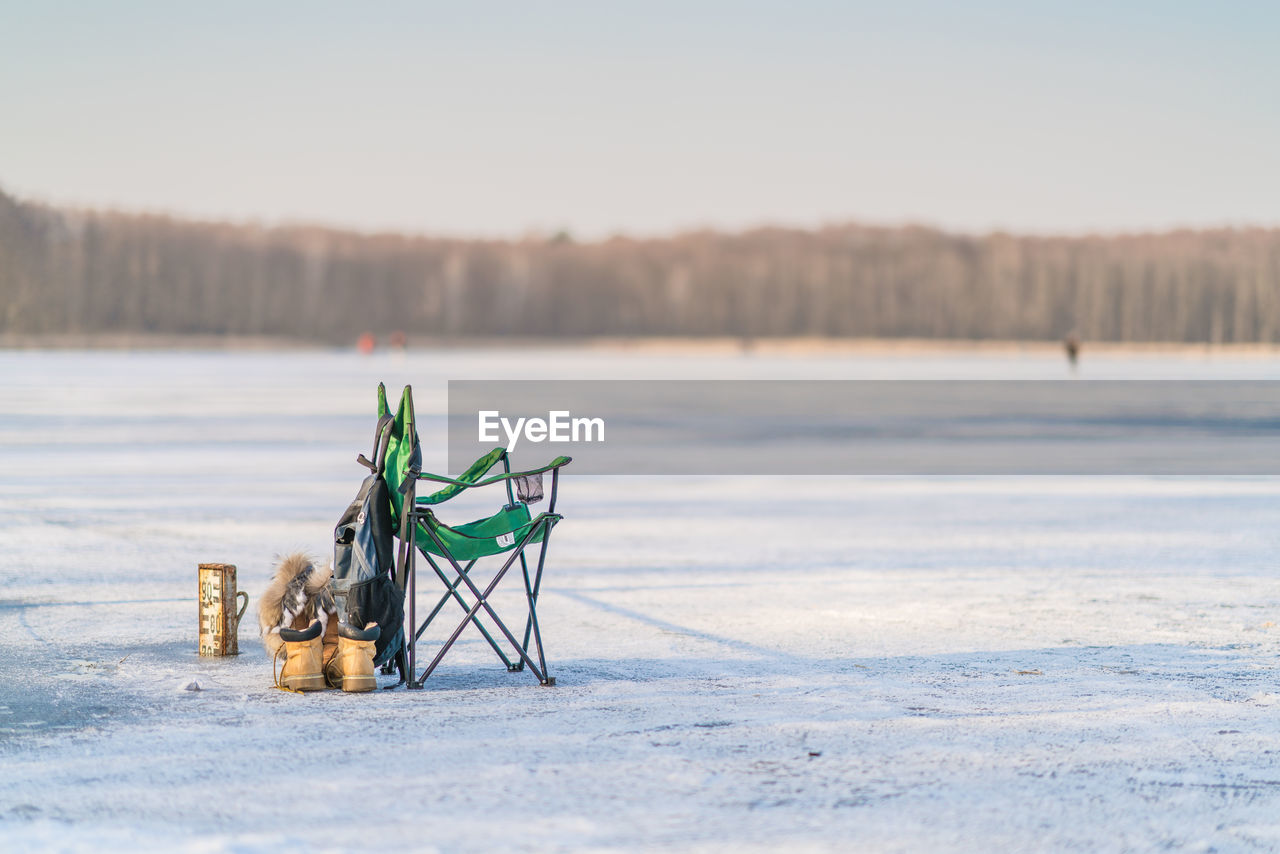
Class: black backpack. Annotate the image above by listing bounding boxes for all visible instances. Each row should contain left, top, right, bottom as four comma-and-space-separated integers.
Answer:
332, 415, 405, 671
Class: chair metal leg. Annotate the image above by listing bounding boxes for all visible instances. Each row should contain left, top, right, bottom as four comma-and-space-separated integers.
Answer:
520, 535, 552, 655
509, 549, 532, 672
519, 533, 554, 682
522, 530, 552, 686
404, 520, 423, 689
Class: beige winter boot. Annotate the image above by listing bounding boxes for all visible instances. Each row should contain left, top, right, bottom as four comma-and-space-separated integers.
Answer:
324, 622, 380, 692
276, 621, 326, 691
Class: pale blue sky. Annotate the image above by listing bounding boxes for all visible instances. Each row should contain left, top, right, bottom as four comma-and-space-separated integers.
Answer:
1, 1, 1277, 237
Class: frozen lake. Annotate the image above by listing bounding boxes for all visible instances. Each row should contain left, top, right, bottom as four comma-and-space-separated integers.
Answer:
3, 346, 1280, 852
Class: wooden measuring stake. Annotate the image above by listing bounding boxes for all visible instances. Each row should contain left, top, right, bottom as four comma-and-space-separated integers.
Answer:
198, 563, 249, 656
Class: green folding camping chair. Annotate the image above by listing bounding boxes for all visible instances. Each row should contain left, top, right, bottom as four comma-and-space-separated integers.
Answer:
379, 384, 570, 689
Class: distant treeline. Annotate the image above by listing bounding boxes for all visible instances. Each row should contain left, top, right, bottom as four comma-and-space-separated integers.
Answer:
3, 188, 1279, 343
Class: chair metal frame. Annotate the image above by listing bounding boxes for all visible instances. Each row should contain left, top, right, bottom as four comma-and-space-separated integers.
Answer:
395, 450, 568, 689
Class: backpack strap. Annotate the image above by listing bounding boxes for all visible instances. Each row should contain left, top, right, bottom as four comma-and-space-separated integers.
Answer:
356, 414, 396, 474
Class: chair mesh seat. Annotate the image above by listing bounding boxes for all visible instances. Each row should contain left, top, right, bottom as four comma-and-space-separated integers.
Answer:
417, 505, 557, 562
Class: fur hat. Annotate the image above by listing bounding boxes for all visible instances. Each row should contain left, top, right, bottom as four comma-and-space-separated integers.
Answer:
258, 552, 336, 657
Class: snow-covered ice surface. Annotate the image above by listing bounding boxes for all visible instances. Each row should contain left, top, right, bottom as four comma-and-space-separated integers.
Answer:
2, 346, 1280, 852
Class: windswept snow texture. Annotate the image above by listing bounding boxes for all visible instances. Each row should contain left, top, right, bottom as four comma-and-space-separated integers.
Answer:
3, 348, 1280, 853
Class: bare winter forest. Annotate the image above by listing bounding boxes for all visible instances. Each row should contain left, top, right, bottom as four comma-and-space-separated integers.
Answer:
2, 187, 1279, 343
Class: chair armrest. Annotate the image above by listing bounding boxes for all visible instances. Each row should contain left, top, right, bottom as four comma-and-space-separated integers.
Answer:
415, 455, 572, 506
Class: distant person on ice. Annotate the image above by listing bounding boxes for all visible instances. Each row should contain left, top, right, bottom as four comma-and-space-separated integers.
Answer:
1063, 333, 1081, 372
